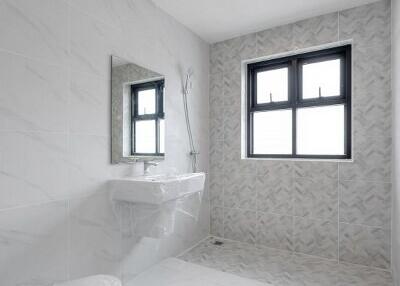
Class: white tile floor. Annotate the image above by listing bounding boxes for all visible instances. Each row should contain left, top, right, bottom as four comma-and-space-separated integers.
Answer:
126, 257, 271, 286
178, 237, 394, 286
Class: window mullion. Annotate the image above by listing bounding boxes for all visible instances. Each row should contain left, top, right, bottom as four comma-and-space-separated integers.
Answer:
131, 87, 139, 155
292, 58, 298, 156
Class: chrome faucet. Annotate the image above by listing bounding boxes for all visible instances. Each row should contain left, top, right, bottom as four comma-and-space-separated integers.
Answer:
143, 161, 158, 175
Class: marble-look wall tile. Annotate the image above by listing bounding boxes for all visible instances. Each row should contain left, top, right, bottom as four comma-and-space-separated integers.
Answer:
256, 161, 293, 178
210, 118, 224, 143
339, 223, 390, 269
67, 0, 138, 28
0, 52, 69, 132
209, 72, 224, 119
69, 71, 110, 136
294, 161, 338, 180
69, 6, 124, 78
210, 138, 224, 175
292, 12, 339, 49
294, 217, 338, 259
209, 174, 223, 208
0, 0, 69, 65
338, 262, 393, 286
256, 212, 293, 251
223, 141, 256, 176
224, 173, 256, 209
0, 201, 68, 286
210, 42, 224, 75
294, 177, 338, 221
340, 180, 391, 227
224, 208, 256, 244
256, 24, 294, 57
222, 34, 256, 74
256, 175, 293, 215
339, 136, 392, 182
209, 0, 391, 269
69, 192, 121, 279
339, 0, 390, 46
67, 134, 114, 198
351, 45, 391, 138
0, 132, 69, 209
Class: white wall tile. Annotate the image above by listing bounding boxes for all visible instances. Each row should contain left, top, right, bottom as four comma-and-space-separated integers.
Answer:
68, 71, 110, 136
0, 131, 69, 209
0, 52, 69, 132
0, 0, 210, 283
0, 0, 69, 65
69, 192, 122, 279
0, 201, 68, 286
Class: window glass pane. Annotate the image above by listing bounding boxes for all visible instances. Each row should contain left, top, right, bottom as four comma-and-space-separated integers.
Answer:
159, 119, 165, 154
302, 59, 341, 99
135, 120, 156, 153
253, 110, 292, 154
256, 67, 288, 104
138, 89, 156, 115
297, 105, 344, 155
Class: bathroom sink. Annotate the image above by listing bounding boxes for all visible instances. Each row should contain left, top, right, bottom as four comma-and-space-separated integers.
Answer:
111, 172, 206, 204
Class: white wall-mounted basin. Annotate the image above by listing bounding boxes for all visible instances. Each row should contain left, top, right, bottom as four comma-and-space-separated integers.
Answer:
111, 172, 205, 205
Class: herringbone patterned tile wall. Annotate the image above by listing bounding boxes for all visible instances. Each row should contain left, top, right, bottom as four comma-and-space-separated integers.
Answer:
209, 0, 392, 269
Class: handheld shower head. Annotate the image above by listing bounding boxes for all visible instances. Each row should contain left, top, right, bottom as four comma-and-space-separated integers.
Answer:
184, 68, 194, 93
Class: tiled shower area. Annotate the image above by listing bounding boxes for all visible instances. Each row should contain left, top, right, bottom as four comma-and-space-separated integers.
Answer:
207, 0, 394, 284
180, 237, 393, 285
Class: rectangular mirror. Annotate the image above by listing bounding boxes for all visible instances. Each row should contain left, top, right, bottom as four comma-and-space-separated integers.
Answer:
111, 55, 165, 163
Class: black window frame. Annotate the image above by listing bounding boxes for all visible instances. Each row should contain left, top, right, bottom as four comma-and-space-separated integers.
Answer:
131, 79, 165, 156
247, 45, 352, 159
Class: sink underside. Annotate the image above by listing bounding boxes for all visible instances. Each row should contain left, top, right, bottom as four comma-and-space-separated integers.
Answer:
111, 172, 206, 204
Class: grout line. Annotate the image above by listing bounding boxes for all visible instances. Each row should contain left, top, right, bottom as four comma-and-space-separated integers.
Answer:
66, 198, 71, 281
291, 162, 295, 255
0, 49, 108, 82
0, 130, 69, 135
176, 235, 212, 258
66, 3, 71, 280
337, 163, 340, 264
221, 68, 226, 240
0, 48, 69, 70
205, 235, 392, 273
338, 221, 391, 230
337, 11, 340, 41
209, 205, 390, 229
0, 197, 71, 212
0, 189, 110, 213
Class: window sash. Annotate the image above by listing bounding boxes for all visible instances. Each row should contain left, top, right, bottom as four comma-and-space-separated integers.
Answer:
247, 45, 351, 159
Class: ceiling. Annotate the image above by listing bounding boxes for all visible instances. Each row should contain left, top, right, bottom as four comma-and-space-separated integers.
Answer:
151, 0, 380, 43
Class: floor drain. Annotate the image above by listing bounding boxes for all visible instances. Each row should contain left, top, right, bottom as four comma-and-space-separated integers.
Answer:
213, 240, 224, 246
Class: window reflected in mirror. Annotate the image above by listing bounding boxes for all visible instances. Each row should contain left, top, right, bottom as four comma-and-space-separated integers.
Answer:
111, 55, 165, 163
131, 80, 165, 156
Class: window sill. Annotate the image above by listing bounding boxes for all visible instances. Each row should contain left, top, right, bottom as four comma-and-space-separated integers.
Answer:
242, 157, 353, 163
